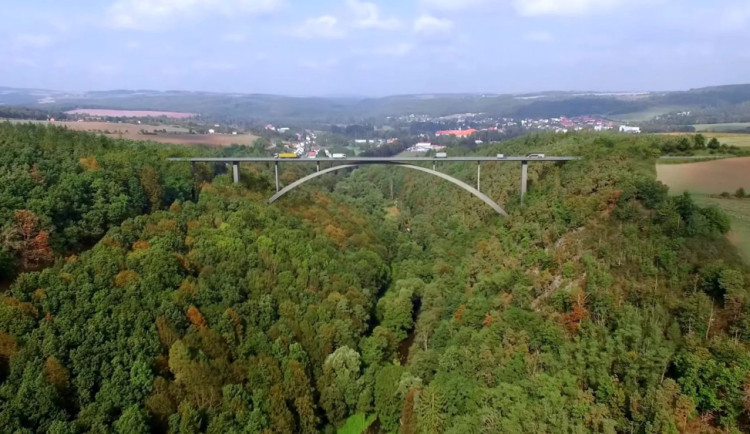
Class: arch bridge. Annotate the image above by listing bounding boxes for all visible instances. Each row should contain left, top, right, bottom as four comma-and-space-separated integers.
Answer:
167, 156, 581, 216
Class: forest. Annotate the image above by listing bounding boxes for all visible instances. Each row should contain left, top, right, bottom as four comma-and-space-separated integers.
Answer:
1, 123, 750, 433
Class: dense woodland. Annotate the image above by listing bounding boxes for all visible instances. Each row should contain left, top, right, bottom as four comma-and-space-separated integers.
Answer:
0, 123, 212, 279
1, 125, 750, 433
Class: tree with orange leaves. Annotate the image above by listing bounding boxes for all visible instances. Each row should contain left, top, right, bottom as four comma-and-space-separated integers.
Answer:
1, 210, 54, 269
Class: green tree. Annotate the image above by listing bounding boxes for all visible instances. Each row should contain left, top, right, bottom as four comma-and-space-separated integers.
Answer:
318, 346, 363, 426
693, 133, 706, 149
114, 405, 150, 433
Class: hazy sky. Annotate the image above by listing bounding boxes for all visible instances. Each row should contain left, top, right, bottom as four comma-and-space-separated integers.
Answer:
2, 0, 749, 96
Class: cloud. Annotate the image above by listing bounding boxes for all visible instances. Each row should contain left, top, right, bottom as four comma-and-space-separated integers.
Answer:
13, 34, 53, 49
222, 33, 247, 42
300, 58, 339, 71
347, 0, 401, 30
420, 0, 489, 11
422, 0, 633, 16
414, 15, 453, 36
295, 15, 345, 39
514, 0, 623, 16
107, 0, 281, 30
524, 31, 553, 42
93, 63, 118, 74
720, 2, 750, 31
376, 42, 414, 56
192, 60, 237, 71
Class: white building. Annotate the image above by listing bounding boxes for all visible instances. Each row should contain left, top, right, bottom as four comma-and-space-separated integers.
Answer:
619, 125, 641, 134
413, 142, 433, 152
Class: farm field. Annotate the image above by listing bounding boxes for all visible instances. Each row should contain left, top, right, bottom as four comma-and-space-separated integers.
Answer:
660, 132, 750, 147
611, 106, 684, 122
694, 122, 750, 132
693, 195, 750, 261
700, 132, 750, 147
658, 157, 750, 261
4, 119, 258, 147
657, 157, 750, 194
65, 108, 196, 118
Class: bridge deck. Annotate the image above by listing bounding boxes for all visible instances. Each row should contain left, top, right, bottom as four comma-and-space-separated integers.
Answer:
168, 156, 581, 163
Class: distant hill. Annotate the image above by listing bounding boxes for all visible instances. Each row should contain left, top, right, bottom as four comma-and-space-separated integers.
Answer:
3, 84, 750, 124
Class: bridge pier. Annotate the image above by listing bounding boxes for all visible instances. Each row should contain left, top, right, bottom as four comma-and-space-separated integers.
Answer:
232, 161, 240, 183
521, 160, 528, 203
274, 162, 280, 192
316, 161, 320, 172
477, 161, 481, 191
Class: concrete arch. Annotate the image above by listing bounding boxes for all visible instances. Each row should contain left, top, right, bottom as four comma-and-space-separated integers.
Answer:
267, 163, 508, 217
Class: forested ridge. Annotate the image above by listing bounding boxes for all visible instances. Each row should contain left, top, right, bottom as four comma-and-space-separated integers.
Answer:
1, 128, 750, 433
0, 122, 211, 280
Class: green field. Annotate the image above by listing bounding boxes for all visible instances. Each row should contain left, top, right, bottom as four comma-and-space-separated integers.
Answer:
611, 106, 685, 122
700, 132, 750, 147
694, 122, 750, 132
658, 157, 750, 262
693, 195, 750, 261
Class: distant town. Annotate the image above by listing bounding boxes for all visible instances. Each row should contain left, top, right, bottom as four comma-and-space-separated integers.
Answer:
263, 113, 641, 158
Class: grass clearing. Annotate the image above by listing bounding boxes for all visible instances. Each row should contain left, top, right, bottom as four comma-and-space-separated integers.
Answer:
659, 132, 750, 148
694, 123, 750, 132
692, 195, 750, 261
702, 133, 750, 148
611, 106, 684, 122
658, 157, 750, 261
3, 119, 258, 147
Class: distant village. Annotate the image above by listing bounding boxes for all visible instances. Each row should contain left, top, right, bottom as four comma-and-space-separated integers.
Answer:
265, 114, 642, 157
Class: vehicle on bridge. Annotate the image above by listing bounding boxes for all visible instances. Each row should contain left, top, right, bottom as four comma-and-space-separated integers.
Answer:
435, 152, 447, 158
497, 154, 506, 159
275, 153, 299, 158
331, 153, 347, 159
527, 153, 545, 158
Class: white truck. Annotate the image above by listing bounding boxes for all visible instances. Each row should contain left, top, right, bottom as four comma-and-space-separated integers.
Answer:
331, 153, 347, 159
496, 154, 506, 159
435, 152, 447, 158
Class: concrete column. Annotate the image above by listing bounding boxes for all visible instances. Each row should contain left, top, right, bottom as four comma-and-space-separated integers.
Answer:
521, 160, 528, 203
232, 161, 240, 183
316, 161, 320, 172
433, 162, 436, 171
274, 161, 280, 192
477, 161, 481, 192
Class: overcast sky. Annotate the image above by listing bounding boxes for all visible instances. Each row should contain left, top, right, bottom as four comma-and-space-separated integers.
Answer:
1, 0, 749, 96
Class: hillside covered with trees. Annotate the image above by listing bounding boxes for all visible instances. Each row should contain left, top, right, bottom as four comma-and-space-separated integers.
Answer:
1, 128, 750, 432
0, 123, 213, 280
